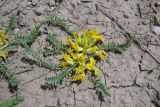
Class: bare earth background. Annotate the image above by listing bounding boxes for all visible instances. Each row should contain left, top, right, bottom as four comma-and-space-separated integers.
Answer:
0, 0, 160, 107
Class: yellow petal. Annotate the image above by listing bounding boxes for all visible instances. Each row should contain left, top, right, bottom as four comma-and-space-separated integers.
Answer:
86, 63, 93, 70
59, 61, 67, 67
76, 65, 85, 73
82, 29, 91, 46
94, 35, 105, 41
63, 53, 74, 65
67, 39, 74, 46
99, 35, 105, 41
73, 32, 79, 39
67, 38, 83, 52
72, 73, 86, 81
96, 50, 107, 59
90, 57, 96, 65
89, 29, 104, 41
93, 67, 101, 75
72, 42, 83, 52
0, 30, 8, 47
63, 53, 71, 61
87, 45, 98, 53
72, 53, 80, 60
83, 29, 89, 39
79, 54, 87, 62
67, 47, 73, 54
0, 50, 8, 61
86, 57, 96, 70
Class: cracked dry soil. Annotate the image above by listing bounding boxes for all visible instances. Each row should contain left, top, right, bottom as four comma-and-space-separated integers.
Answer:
0, 0, 160, 107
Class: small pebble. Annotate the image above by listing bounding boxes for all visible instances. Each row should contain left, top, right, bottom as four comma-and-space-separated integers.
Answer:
152, 26, 160, 35
14, 28, 20, 35
154, 2, 160, 7
142, 20, 150, 25
34, 6, 46, 16
123, 14, 129, 18
31, 0, 38, 6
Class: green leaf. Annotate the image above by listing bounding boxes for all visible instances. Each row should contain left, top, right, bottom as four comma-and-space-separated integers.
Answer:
44, 66, 74, 88
0, 95, 24, 107
14, 21, 45, 47
46, 11, 73, 35
0, 63, 20, 87
102, 33, 132, 54
43, 33, 65, 57
90, 76, 109, 100
23, 47, 56, 70
0, 45, 17, 52
5, 16, 16, 36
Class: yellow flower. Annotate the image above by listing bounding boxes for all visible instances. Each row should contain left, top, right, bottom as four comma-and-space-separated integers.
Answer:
0, 50, 8, 61
72, 32, 82, 45
73, 42, 83, 51
87, 45, 98, 53
86, 57, 101, 75
63, 53, 74, 65
73, 32, 79, 39
61, 29, 106, 80
0, 30, 9, 60
0, 30, 8, 43
75, 65, 85, 73
63, 53, 70, 61
93, 67, 101, 75
59, 61, 67, 67
82, 29, 94, 49
71, 53, 81, 60
67, 39, 74, 46
72, 72, 86, 81
96, 50, 107, 59
83, 29, 89, 42
79, 54, 87, 63
86, 57, 96, 70
67, 47, 74, 55
89, 29, 104, 41
67, 38, 83, 52
70, 53, 87, 65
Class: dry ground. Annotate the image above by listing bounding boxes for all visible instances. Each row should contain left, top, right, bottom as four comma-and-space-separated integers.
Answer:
0, 0, 160, 107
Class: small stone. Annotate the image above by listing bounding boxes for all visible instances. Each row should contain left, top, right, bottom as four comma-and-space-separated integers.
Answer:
47, 1, 56, 7
123, 14, 129, 18
43, 26, 48, 34
152, 26, 160, 35
1, 21, 7, 27
34, 10, 42, 16
14, 28, 20, 35
34, 5, 49, 16
142, 20, 149, 25
27, 1, 32, 6
55, 0, 64, 3
31, 0, 38, 6
154, 2, 160, 7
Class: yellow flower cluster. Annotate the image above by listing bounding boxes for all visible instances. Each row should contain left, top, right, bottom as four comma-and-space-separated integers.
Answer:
0, 30, 9, 60
59, 29, 107, 81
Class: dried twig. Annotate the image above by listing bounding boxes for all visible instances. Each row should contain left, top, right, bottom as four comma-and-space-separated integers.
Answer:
15, 69, 33, 75
137, 3, 142, 18
2, 7, 17, 16
21, 72, 50, 85
149, 2, 158, 14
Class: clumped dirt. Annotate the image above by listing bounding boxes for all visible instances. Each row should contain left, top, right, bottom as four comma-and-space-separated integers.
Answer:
0, 0, 160, 107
